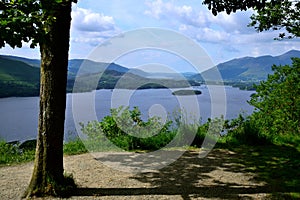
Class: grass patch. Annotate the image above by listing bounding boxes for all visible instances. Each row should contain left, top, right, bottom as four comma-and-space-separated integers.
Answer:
63, 138, 88, 155
0, 140, 35, 166
1, 138, 89, 166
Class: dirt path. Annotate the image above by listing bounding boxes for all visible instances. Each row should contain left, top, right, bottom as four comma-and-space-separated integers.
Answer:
0, 149, 271, 200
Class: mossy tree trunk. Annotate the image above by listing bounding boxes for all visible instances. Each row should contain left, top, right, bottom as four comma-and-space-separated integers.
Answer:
23, 1, 74, 198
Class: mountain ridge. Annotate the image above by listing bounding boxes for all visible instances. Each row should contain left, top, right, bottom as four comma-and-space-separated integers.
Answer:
1, 50, 299, 97
198, 50, 300, 82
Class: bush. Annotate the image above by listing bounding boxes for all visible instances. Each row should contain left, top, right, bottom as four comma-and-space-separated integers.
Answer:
249, 58, 300, 136
176, 123, 207, 147
63, 139, 88, 155
0, 140, 35, 165
80, 107, 228, 151
81, 106, 177, 151
271, 133, 300, 150
219, 115, 271, 146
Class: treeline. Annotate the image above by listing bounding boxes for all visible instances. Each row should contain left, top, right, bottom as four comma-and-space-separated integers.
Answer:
0, 77, 255, 98
68, 70, 200, 93
0, 69, 201, 97
0, 80, 40, 98
224, 81, 257, 90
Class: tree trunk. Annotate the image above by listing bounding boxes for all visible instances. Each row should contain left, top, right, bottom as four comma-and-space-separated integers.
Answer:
23, 1, 74, 198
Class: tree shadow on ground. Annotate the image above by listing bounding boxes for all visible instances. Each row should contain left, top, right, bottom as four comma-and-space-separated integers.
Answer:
223, 145, 300, 199
73, 145, 300, 199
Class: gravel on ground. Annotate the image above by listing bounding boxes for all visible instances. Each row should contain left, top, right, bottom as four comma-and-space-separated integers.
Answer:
0, 149, 271, 200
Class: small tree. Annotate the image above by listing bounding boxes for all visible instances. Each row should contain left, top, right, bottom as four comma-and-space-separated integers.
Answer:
1, 0, 77, 197
202, 0, 300, 138
202, 0, 300, 39
249, 58, 300, 136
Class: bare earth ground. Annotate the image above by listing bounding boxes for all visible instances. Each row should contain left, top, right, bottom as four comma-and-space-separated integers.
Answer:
0, 149, 272, 200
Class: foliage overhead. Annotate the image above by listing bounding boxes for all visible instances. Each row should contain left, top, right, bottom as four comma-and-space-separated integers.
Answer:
202, 0, 300, 39
0, 0, 77, 49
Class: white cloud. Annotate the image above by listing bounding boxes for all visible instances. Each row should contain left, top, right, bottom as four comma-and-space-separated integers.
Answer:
144, 0, 210, 28
1, 1, 298, 63
144, 0, 163, 19
144, 0, 252, 32
211, 11, 254, 34
144, 0, 256, 43
71, 7, 121, 46
143, 0, 300, 63
72, 7, 116, 32
198, 28, 230, 42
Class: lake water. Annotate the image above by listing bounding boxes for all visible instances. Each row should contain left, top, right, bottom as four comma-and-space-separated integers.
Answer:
0, 86, 254, 142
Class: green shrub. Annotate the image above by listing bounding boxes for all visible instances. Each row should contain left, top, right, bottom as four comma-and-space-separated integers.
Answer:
249, 58, 300, 136
80, 106, 229, 151
81, 106, 177, 151
174, 123, 204, 147
63, 139, 88, 155
219, 115, 272, 146
271, 133, 300, 150
0, 140, 35, 165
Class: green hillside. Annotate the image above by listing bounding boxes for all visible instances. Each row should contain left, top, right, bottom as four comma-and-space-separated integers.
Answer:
199, 50, 300, 82
68, 70, 200, 93
0, 55, 40, 68
0, 56, 40, 97
1, 50, 299, 97
0, 56, 199, 97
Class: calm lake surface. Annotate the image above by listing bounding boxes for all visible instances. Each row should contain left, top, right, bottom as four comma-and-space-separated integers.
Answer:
0, 86, 254, 142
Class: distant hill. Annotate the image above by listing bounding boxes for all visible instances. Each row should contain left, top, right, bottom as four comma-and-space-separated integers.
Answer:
197, 50, 300, 82
0, 56, 199, 97
0, 56, 130, 74
0, 56, 40, 82
1, 50, 299, 97
68, 59, 129, 77
0, 55, 40, 68
0, 56, 40, 97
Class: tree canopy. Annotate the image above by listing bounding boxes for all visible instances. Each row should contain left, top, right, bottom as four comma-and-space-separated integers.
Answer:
203, 0, 300, 139
249, 58, 300, 136
0, 0, 77, 48
203, 0, 300, 39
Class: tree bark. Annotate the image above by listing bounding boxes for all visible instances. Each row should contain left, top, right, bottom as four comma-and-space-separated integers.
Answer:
23, 1, 74, 198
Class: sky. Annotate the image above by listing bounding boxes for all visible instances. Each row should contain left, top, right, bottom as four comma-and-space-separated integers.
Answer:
1, 0, 300, 72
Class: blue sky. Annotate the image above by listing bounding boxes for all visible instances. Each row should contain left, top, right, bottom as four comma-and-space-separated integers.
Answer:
1, 0, 299, 70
